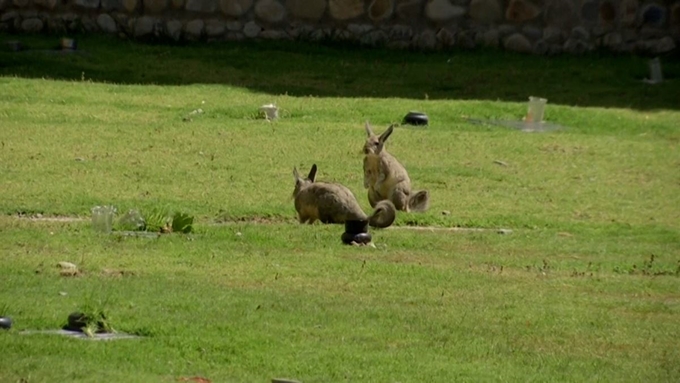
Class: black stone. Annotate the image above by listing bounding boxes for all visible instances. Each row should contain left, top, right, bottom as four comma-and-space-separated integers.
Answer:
403, 111, 429, 126
0, 317, 12, 330
341, 231, 372, 245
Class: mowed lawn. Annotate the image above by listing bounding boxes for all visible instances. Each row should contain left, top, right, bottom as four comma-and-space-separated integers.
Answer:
0, 34, 679, 382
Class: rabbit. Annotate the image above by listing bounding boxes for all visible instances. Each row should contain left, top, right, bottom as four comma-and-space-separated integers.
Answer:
292, 164, 396, 229
362, 122, 430, 212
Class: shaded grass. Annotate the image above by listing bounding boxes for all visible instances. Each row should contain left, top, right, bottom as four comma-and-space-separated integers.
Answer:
1, 33, 679, 109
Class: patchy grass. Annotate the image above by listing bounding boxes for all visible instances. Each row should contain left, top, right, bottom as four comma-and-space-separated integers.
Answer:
0, 34, 679, 382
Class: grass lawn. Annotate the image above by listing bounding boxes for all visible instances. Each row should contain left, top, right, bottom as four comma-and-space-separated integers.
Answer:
0, 33, 679, 382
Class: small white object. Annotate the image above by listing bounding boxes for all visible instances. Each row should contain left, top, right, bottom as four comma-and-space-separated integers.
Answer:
525, 96, 547, 123
259, 104, 279, 120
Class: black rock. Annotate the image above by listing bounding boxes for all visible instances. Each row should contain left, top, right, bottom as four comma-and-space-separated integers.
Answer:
403, 111, 429, 126
341, 231, 372, 245
0, 316, 12, 330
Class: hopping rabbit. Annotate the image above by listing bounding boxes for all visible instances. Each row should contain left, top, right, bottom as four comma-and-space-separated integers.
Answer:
363, 122, 429, 212
292, 164, 396, 229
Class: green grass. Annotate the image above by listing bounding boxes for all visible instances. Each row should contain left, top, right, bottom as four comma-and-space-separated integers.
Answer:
0, 33, 679, 382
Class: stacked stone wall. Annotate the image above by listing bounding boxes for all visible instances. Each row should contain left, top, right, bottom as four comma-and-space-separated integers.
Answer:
1, 0, 678, 55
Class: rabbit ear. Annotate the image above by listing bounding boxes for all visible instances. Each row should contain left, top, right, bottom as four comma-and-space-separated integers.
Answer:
376, 125, 395, 153
293, 167, 301, 181
307, 164, 318, 182
379, 124, 394, 143
365, 121, 374, 137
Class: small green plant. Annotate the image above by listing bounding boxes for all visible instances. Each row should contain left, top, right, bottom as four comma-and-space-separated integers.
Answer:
66, 294, 115, 337
142, 206, 172, 233
171, 212, 194, 234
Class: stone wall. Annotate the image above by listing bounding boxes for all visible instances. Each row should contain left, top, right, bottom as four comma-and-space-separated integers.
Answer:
1, 0, 678, 55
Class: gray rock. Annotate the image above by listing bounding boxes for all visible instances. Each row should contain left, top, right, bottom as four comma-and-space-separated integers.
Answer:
521, 25, 542, 41
100, 0, 121, 10
580, 0, 598, 23
310, 27, 331, 41
469, 0, 501, 23
503, 32, 532, 53
144, 0, 168, 12
186, 0, 217, 12
286, 0, 326, 21
456, 30, 475, 49
544, 0, 577, 30
12, 0, 28, 7
185, 19, 204, 38
21, 18, 43, 32
75, 0, 100, 8
649, 36, 676, 54
61, 12, 78, 22
396, 0, 422, 20
542, 27, 562, 45
226, 20, 242, 31
602, 32, 621, 49
205, 19, 225, 36
255, 0, 286, 23
360, 29, 387, 46
479, 28, 499, 47
533, 39, 549, 55
570, 26, 590, 41
388, 24, 412, 40
46, 18, 66, 33
81, 15, 99, 32
288, 23, 313, 39
347, 23, 373, 36
535, 40, 564, 56
225, 31, 244, 41
415, 29, 437, 50
243, 20, 261, 37
425, 0, 465, 23
620, 28, 637, 43
333, 28, 353, 41
220, 0, 253, 17
260, 29, 288, 39
97, 13, 117, 33
33, 0, 59, 9
563, 38, 590, 55
123, 0, 138, 12
590, 25, 611, 38
497, 24, 516, 37
640, 27, 666, 40
1, 11, 19, 23
133, 16, 155, 37
436, 28, 454, 47
166, 19, 183, 40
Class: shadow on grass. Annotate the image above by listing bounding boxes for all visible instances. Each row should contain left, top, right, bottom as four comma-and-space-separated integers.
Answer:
1, 33, 679, 110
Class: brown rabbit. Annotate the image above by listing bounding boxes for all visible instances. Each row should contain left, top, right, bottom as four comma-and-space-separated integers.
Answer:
292, 164, 396, 229
363, 122, 430, 212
